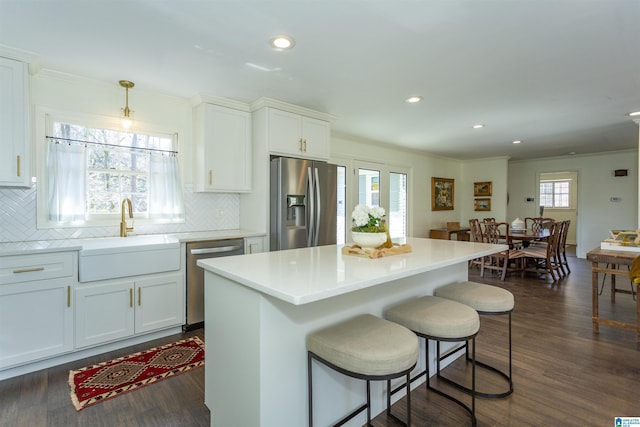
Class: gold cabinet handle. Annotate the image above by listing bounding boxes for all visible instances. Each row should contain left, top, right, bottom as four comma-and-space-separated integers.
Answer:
209, 170, 213, 186
17, 155, 21, 177
303, 139, 307, 152
299, 138, 303, 152
138, 287, 141, 306
13, 267, 45, 274
130, 288, 133, 308
67, 286, 71, 307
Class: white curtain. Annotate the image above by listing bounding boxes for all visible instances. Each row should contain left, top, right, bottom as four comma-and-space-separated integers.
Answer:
46, 140, 86, 222
148, 152, 185, 221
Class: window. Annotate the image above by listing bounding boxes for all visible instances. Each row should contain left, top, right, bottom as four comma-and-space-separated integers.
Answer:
539, 180, 570, 208
388, 172, 407, 239
40, 116, 184, 227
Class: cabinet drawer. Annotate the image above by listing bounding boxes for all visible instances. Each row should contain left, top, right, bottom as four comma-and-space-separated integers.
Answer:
0, 252, 75, 285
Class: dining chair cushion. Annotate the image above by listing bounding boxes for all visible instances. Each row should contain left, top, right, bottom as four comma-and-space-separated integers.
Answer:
386, 296, 480, 339
307, 314, 418, 376
435, 281, 514, 313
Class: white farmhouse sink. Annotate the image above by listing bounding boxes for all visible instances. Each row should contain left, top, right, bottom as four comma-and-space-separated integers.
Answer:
79, 234, 180, 282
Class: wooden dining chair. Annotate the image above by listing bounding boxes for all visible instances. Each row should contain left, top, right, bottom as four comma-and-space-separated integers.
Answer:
557, 220, 571, 276
468, 219, 485, 269
481, 222, 525, 281
521, 221, 562, 280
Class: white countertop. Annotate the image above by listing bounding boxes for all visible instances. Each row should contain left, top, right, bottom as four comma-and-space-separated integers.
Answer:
0, 229, 265, 256
198, 237, 507, 305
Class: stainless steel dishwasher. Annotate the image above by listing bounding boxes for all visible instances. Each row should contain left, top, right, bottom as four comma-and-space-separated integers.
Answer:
185, 238, 244, 330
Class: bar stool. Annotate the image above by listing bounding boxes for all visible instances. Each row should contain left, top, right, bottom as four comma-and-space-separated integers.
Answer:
307, 313, 419, 426
386, 296, 480, 426
434, 281, 514, 398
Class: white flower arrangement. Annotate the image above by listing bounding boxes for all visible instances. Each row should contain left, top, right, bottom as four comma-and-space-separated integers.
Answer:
351, 204, 386, 233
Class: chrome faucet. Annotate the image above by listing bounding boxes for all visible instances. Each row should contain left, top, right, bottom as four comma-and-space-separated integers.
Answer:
120, 198, 134, 237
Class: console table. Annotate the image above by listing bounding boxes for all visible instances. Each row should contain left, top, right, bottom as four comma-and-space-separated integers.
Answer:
429, 227, 470, 241
586, 247, 640, 342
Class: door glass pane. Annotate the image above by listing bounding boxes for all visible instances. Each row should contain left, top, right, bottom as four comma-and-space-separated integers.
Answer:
389, 172, 407, 239
336, 166, 346, 245
358, 168, 380, 207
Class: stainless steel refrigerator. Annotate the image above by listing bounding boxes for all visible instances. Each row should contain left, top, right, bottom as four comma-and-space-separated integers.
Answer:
270, 156, 337, 251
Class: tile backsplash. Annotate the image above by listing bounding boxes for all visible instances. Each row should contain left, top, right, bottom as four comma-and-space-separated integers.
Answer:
0, 184, 240, 243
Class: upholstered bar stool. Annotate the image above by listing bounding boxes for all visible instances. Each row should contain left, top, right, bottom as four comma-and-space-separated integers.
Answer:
307, 313, 419, 427
386, 296, 480, 426
434, 281, 514, 398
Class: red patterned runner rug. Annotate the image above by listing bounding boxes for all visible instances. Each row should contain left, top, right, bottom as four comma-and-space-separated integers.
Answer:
68, 336, 205, 411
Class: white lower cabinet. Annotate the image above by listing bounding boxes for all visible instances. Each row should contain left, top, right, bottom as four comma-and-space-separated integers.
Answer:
0, 252, 76, 370
75, 273, 183, 349
244, 236, 264, 254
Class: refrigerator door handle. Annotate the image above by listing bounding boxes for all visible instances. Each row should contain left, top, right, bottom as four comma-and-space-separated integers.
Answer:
314, 167, 321, 246
307, 166, 315, 247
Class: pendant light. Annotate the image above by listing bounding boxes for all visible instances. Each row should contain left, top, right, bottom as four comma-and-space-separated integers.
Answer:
119, 80, 135, 129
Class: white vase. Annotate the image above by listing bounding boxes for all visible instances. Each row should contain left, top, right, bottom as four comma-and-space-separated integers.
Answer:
351, 231, 387, 249
511, 217, 525, 230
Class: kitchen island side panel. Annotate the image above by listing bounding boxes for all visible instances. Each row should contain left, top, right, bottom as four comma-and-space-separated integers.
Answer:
204, 271, 261, 427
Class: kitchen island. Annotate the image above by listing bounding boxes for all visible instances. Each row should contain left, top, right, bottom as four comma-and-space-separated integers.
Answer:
198, 237, 506, 427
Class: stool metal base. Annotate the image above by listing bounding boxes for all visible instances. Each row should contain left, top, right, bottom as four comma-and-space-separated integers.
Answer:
308, 351, 414, 427
389, 334, 477, 427
437, 311, 513, 399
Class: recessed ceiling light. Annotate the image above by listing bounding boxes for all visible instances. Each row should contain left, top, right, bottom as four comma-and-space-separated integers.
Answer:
472, 124, 484, 129
512, 140, 522, 144
270, 35, 295, 50
568, 151, 576, 155
405, 96, 423, 103
628, 111, 640, 116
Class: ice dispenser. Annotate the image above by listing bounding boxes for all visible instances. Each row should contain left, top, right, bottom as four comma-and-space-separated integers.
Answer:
286, 195, 306, 227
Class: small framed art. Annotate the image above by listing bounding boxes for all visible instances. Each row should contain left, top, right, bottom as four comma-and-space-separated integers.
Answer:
474, 198, 491, 211
473, 181, 492, 197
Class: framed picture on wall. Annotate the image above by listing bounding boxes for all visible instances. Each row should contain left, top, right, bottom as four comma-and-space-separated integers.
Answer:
474, 181, 492, 197
474, 198, 491, 211
431, 177, 454, 211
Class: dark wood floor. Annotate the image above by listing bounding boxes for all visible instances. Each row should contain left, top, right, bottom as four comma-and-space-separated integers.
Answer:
1, 247, 638, 426
374, 247, 640, 426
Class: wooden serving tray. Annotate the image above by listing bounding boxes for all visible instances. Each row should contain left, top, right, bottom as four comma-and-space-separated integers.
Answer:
342, 244, 412, 259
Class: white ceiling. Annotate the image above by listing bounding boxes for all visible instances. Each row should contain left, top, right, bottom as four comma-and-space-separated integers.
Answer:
1, 0, 640, 160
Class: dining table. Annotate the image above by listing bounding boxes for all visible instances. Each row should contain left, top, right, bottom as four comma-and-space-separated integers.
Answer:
502, 228, 550, 243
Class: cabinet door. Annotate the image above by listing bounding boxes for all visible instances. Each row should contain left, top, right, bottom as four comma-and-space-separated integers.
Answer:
301, 116, 330, 160
244, 237, 264, 254
0, 57, 30, 187
135, 274, 183, 334
267, 108, 303, 156
0, 278, 73, 369
75, 280, 135, 349
195, 103, 252, 192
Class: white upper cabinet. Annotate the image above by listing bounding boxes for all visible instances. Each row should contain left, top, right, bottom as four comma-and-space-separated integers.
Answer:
266, 108, 330, 160
193, 102, 252, 192
0, 56, 30, 187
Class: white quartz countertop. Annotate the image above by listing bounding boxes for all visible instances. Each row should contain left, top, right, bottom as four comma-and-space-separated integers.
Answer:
0, 229, 265, 256
198, 237, 507, 305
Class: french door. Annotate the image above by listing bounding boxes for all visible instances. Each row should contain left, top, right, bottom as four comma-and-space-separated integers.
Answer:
353, 161, 408, 241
